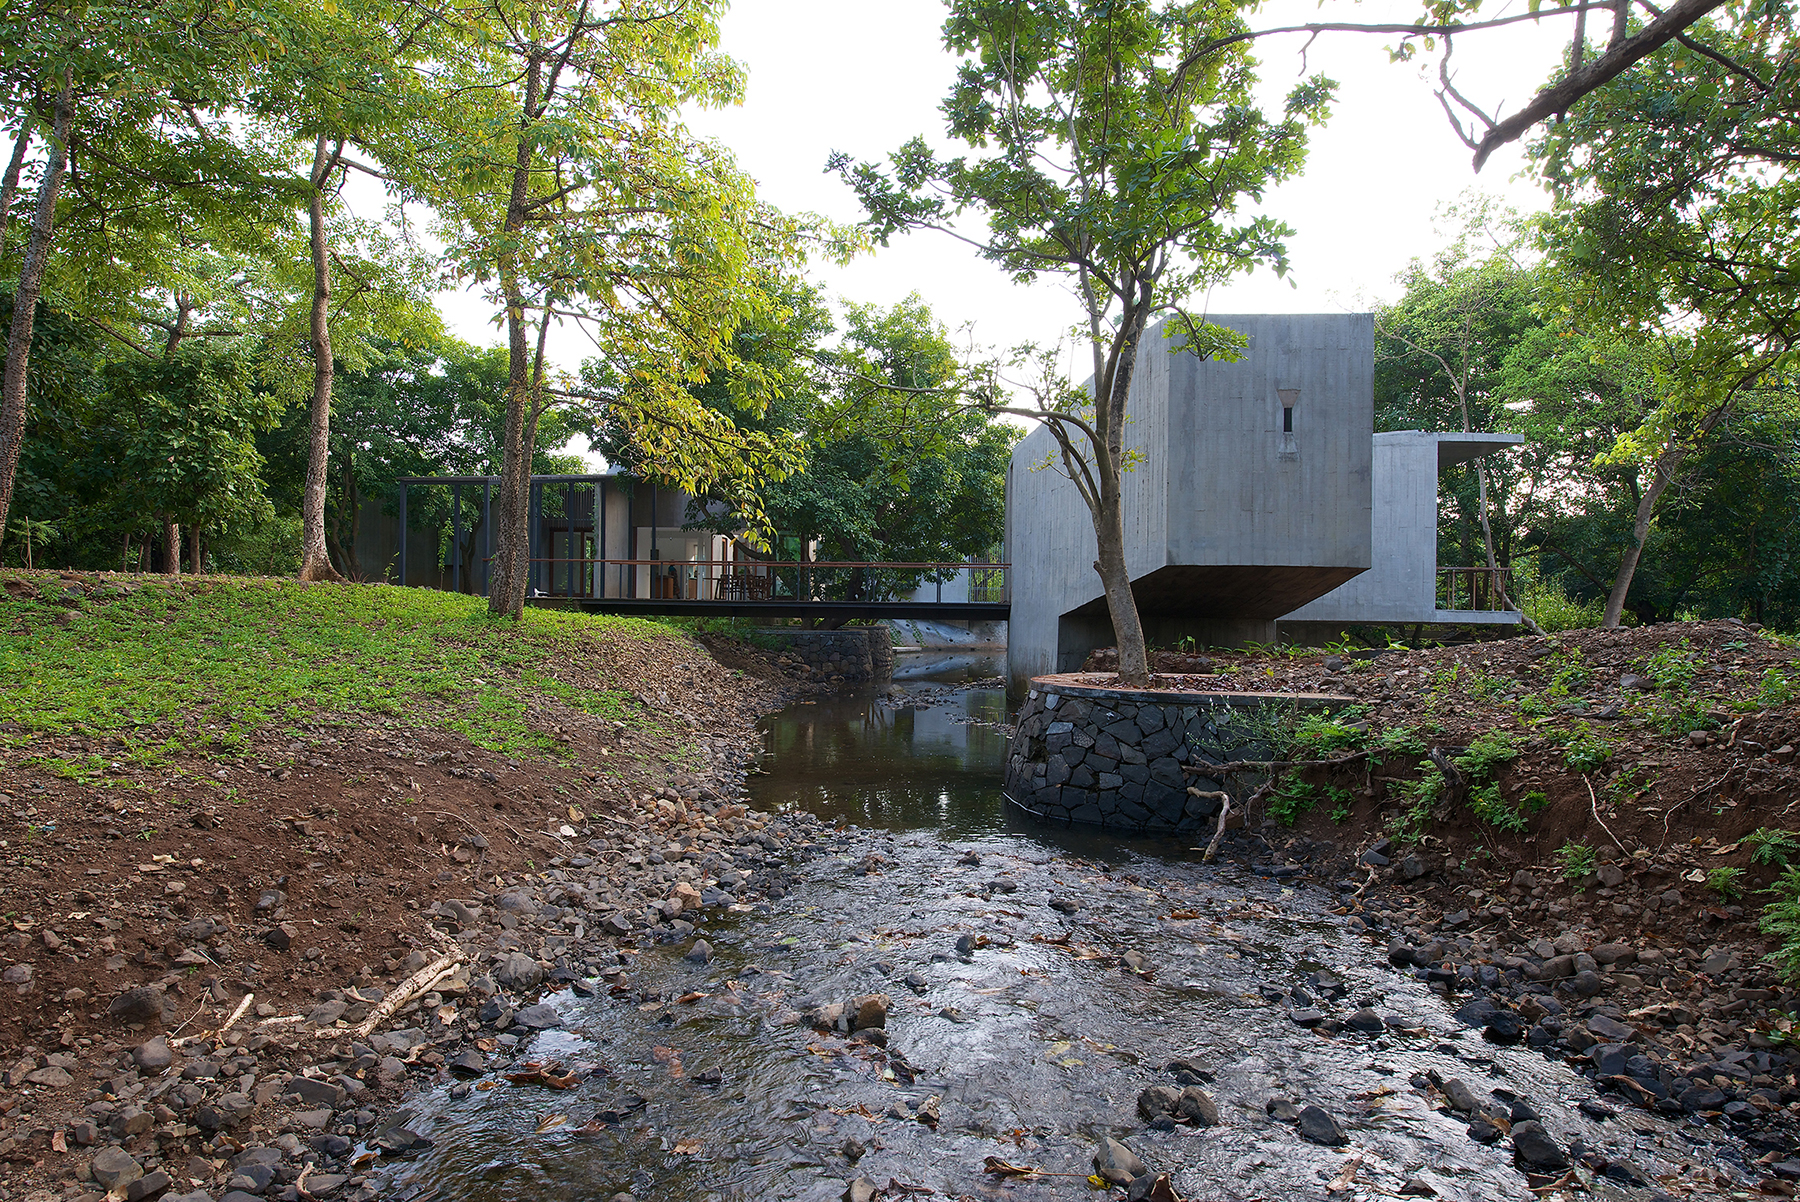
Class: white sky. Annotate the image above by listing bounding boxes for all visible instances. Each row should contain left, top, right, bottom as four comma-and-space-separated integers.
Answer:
426, 0, 1576, 458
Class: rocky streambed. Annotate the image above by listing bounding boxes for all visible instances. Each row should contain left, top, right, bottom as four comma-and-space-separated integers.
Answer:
28, 656, 1795, 1202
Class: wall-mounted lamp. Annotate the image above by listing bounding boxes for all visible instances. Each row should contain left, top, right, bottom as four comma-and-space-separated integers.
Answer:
1277, 388, 1300, 460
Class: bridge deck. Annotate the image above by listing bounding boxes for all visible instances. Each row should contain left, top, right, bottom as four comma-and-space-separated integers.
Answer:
529, 597, 1010, 620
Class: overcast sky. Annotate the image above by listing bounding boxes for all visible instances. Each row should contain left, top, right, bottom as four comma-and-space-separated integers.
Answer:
427, 0, 1575, 458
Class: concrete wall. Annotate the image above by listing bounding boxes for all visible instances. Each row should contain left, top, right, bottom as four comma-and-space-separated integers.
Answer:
1279, 431, 1523, 629
1007, 314, 1374, 692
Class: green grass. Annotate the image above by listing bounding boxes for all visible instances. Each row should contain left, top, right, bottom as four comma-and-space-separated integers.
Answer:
0, 575, 669, 766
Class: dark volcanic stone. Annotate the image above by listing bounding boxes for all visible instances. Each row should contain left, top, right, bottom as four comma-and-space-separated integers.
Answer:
1511, 1121, 1569, 1171
1296, 1105, 1347, 1146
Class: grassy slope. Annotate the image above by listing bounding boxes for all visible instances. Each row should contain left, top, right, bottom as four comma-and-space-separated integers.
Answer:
0, 573, 675, 776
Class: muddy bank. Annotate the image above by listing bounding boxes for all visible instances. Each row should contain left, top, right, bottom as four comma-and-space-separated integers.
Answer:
0, 572, 834, 1201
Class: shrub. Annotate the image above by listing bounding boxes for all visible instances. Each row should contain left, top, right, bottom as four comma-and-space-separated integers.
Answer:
1708, 866, 1746, 901
1747, 827, 1800, 868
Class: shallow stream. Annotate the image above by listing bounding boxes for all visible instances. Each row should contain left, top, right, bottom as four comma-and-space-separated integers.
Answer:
383, 654, 1743, 1201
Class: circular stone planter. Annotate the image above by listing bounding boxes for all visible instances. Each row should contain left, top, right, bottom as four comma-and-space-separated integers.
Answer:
1003, 673, 1351, 834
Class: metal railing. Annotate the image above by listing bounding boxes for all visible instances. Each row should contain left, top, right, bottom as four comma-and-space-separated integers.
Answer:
523, 558, 1010, 605
1437, 565, 1517, 612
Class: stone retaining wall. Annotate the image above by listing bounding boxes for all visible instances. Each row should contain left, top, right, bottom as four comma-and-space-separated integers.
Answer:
753, 628, 892, 683
1003, 675, 1348, 834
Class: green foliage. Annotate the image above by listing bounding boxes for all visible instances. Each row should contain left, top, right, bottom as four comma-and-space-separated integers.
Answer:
1760, 867, 1800, 983
1267, 778, 1351, 827
1641, 641, 1699, 692
1513, 556, 1606, 632
0, 578, 663, 764
1707, 866, 1746, 901
1558, 726, 1615, 773
1558, 842, 1597, 882
1453, 729, 1522, 781
1757, 668, 1797, 710
1387, 768, 1446, 846
1467, 782, 1548, 834
1747, 828, 1800, 868
1285, 713, 1372, 758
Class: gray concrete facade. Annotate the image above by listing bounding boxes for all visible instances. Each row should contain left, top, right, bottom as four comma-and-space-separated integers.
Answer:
1278, 431, 1524, 631
1005, 313, 1375, 692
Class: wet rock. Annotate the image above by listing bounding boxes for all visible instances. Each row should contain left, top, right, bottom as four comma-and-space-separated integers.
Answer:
1289, 1007, 1325, 1027
954, 933, 977, 957
126, 1171, 172, 1201
1093, 1137, 1149, 1185
1049, 897, 1081, 915
901, 972, 929, 995
1511, 1121, 1569, 1171
843, 1178, 880, 1202
1138, 1085, 1181, 1120
1569, 969, 1605, 997
852, 995, 889, 1030
1177, 1087, 1219, 1126
685, 939, 713, 965
1296, 1105, 1347, 1146
447, 1048, 486, 1076
1467, 1118, 1503, 1144
514, 1003, 563, 1030
1265, 1098, 1300, 1123
91, 1146, 144, 1190
1484, 1013, 1525, 1044
915, 1095, 941, 1127
1346, 1008, 1384, 1034
1442, 1079, 1481, 1114
374, 1125, 431, 1153
1164, 1058, 1211, 1085
1399, 1179, 1438, 1196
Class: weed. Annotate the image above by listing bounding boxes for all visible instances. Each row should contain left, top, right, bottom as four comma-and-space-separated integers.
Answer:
1642, 641, 1699, 692
1468, 784, 1549, 833
1544, 647, 1591, 697
1388, 768, 1447, 846
1760, 867, 1800, 982
1557, 842, 1597, 882
1454, 729, 1522, 781
1708, 866, 1747, 901
1558, 726, 1614, 773
1285, 712, 1371, 758
1748, 828, 1800, 867
1374, 725, 1428, 759
1757, 668, 1796, 710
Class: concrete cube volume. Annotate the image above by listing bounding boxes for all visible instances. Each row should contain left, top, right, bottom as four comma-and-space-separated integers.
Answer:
1004, 313, 1520, 694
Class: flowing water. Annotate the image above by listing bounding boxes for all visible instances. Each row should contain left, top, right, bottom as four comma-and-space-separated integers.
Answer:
384, 654, 1748, 1201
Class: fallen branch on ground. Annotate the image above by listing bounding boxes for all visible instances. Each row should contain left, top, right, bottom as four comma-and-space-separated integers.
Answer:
329, 950, 463, 1042
173, 992, 254, 1049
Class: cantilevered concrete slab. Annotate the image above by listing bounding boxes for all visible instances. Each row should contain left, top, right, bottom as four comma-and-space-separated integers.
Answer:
1006, 314, 1375, 691
1278, 430, 1524, 631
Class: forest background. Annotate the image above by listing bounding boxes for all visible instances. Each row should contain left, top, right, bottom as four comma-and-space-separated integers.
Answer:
0, 0, 1794, 634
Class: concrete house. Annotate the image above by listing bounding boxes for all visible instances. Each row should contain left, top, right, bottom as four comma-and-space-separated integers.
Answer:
1004, 313, 1518, 691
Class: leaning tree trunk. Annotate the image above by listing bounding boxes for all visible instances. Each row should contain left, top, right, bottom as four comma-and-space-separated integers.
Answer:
1602, 448, 1682, 629
299, 136, 345, 583
0, 78, 72, 542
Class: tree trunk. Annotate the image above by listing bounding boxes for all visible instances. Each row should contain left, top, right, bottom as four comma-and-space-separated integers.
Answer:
189, 525, 202, 575
164, 519, 181, 576
0, 119, 35, 250
488, 54, 544, 620
0, 78, 73, 542
1601, 446, 1681, 628
1091, 301, 1152, 686
299, 137, 344, 582
1094, 491, 1150, 684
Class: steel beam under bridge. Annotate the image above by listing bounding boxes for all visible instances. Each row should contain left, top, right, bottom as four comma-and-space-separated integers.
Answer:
527, 598, 1010, 621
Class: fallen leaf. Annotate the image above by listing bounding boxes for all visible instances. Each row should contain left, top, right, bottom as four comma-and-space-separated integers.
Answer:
535, 1113, 568, 1133
676, 991, 709, 1005
476, 1081, 502, 1091
50, 1130, 66, 1153
652, 1046, 685, 1079
1326, 1155, 1363, 1192
1165, 910, 1202, 920
671, 1138, 702, 1155
984, 1157, 1040, 1177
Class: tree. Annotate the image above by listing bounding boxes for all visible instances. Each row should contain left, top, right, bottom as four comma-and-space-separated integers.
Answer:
414, 0, 815, 619
1373, 203, 1543, 623
834, 0, 1332, 685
